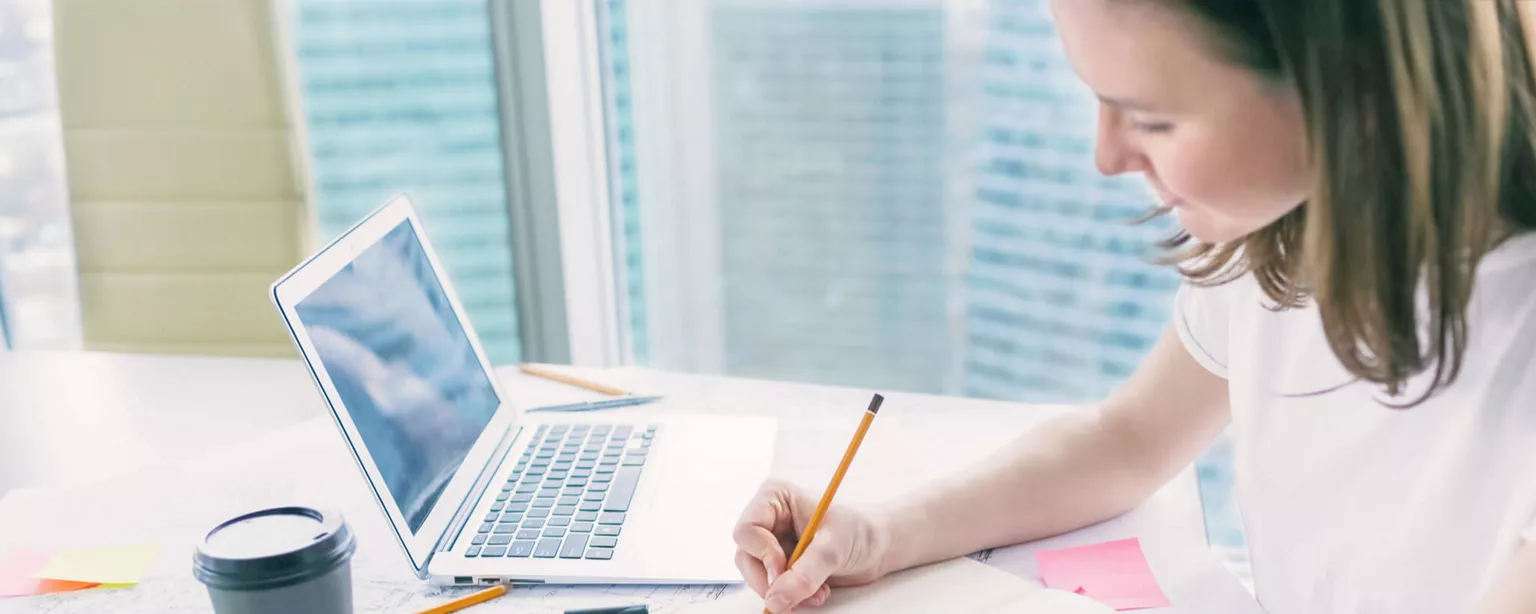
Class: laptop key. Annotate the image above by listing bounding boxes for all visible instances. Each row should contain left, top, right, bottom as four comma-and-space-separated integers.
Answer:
523, 518, 546, 529
491, 502, 504, 512
572, 469, 593, 478
596, 465, 616, 475
571, 522, 594, 533
555, 505, 577, 516
535, 497, 557, 507
589, 536, 618, 548
517, 529, 541, 540
592, 474, 613, 483
588, 483, 609, 493
542, 527, 567, 538
496, 493, 510, 502
560, 534, 589, 559
565, 478, 588, 488
549, 516, 571, 527
473, 535, 488, 545
576, 461, 596, 469
598, 512, 626, 525
576, 511, 598, 522
495, 523, 519, 533
527, 466, 547, 476
595, 525, 621, 537
538, 488, 559, 498
626, 448, 648, 457
562, 487, 583, 497
478, 523, 493, 534
481, 546, 507, 557
623, 456, 646, 466
466, 546, 481, 557
528, 508, 550, 519
583, 491, 606, 501
557, 496, 579, 506
516, 483, 538, 494
500, 512, 524, 523
511, 493, 533, 503
547, 471, 568, 480
641, 440, 652, 448
484, 513, 499, 523
533, 538, 562, 558
508, 540, 536, 558
553, 462, 573, 471
579, 501, 602, 512
585, 548, 614, 560
489, 534, 513, 546
508, 502, 530, 513
604, 467, 643, 512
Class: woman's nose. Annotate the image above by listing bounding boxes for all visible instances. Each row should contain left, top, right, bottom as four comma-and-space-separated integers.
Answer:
1094, 106, 1139, 176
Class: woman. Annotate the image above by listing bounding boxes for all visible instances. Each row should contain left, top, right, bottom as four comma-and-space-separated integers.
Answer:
732, 1, 1536, 612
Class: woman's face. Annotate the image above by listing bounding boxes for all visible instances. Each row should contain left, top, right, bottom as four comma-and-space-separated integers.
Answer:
1049, 0, 1311, 243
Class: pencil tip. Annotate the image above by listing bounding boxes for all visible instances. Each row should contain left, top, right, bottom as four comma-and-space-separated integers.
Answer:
867, 393, 884, 414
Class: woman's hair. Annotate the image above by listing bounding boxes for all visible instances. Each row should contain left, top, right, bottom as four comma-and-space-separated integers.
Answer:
1162, 0, 1536, 405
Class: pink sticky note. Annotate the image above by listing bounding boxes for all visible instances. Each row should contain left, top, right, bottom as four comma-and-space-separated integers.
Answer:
0, 549, 99, 598
1035, 538, 1171, 611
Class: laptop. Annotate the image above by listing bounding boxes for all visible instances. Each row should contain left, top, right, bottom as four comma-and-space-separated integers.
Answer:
270, 195, 775, 585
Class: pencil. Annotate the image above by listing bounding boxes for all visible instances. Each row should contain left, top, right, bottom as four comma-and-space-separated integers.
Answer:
416, 585, 506, 614
767, 393, 885, 614
520, 363, 629, 396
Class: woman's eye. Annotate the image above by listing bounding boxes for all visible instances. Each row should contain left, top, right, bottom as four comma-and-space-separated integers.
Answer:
1131, 121, 1174, 134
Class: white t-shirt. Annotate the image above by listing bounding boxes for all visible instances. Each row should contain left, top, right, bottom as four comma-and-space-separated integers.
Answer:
1174, 232, 1536, 614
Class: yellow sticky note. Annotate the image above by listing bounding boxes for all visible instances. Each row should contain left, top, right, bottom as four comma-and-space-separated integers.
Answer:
33, 544, 160, 585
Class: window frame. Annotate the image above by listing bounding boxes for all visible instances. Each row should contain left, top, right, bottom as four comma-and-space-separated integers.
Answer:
489, 0, 623, 366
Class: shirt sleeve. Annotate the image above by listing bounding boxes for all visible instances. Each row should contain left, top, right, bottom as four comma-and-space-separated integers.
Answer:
1173, 281, 1234, 379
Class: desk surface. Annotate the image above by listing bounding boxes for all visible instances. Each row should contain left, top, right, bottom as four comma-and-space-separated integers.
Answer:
0, 352, 1260, 614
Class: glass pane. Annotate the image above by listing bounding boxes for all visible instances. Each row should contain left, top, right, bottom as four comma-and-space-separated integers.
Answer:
287, 0, 521, 364
0, 0, 82, 350
596, 0, 1247, 588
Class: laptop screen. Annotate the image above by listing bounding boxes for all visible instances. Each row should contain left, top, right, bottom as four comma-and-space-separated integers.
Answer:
294, 219, 500, 533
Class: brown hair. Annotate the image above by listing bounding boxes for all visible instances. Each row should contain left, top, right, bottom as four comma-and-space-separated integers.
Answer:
1160, 0, 1536, 405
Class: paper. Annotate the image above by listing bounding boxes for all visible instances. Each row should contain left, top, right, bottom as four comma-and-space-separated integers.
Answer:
0, 550, 98, 598
675, 557, 1109, 614
33, 544, 161, 586
1036, 538, 1171, 611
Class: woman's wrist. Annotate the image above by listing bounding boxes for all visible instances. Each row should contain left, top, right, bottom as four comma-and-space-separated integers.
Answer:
872, 498, 935, 578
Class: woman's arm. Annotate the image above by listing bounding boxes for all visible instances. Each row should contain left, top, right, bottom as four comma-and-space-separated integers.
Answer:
878, 325, 1232, 574
1473, 542, 1536, 614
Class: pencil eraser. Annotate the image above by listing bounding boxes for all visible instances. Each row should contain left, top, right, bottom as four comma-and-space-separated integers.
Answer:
867, 393, 885, 414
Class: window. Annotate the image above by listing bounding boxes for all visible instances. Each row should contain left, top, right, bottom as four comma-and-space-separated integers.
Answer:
0, 0, 82, 350
591, 0, 1248, 587
286, 0, 522, 364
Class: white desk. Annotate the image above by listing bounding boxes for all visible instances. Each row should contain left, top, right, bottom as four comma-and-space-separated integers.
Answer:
0, 354, 1261, 613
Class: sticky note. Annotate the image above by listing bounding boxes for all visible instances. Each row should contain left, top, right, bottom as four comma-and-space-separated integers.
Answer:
0, 549, 98, 598
1035, 538, 1171, 611
33, 544, 160, 586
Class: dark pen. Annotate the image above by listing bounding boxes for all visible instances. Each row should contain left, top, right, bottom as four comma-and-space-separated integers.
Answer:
564, 607, 649, 614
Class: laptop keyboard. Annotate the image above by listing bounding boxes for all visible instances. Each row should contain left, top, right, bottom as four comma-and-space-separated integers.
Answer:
465, 423, 657, 561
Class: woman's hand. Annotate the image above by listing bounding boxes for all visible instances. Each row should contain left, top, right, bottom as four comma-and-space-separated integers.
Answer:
732, 480, 892, 613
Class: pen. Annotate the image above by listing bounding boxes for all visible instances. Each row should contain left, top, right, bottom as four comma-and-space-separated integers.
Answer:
525, 395, 663, 413
766, 393, 885, 614
416, 585, 506, 614
520, 363, 631, 396
564, 606, 649, 614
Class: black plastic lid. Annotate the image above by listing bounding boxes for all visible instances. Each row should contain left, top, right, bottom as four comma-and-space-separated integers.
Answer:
193, 507, 356, 591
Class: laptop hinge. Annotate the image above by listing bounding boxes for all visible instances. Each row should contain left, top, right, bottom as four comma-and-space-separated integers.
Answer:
424, 423, 524, 579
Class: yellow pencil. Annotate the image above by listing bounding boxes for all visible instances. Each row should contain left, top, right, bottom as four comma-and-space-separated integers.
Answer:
416, 585, 507, 614
520, 363, 629, 396
767, 393, 885, 614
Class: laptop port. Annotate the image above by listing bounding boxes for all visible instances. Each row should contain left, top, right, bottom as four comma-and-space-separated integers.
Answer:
481, 578, 499, 585
454, 577, 473, 585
